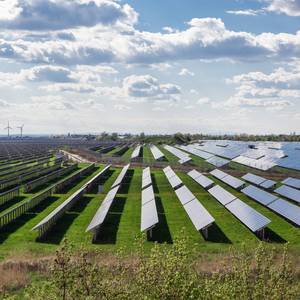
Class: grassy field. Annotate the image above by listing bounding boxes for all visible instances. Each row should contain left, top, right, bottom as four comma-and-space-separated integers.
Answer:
0, 162, 299, 261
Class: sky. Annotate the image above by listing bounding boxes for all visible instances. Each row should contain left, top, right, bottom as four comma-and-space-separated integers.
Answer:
0, 0, 300, 135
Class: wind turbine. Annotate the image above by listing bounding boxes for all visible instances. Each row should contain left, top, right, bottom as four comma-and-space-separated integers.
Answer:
17, 124, 24, 138
4, 121, 12, 138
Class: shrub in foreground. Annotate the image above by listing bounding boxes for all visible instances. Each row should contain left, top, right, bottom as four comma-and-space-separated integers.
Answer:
3, 234, 300, 300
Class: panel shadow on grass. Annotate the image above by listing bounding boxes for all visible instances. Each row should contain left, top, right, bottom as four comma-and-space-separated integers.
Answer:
151, 173, 160, 194
87, 169, 115, 194
0, 196, 58, 243
118, 169, 134, 194
37, 195, 93, 244
265, 228, 287, 244
205, 223, 232, 244
58, 172, 96, 194
148, 196, 173, 244
93, 196, 127, 244
0, 196, 26, 213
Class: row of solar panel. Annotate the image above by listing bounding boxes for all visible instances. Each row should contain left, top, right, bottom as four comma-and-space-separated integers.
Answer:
86, 164, 130, 234
163, 145, 191, 164
141, 167, 159, 233
187, 169, 271, 234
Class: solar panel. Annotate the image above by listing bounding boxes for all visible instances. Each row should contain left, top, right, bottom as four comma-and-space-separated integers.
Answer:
187, 169, 201, 180
206, 156, 229, 167
163, 166, 182, 189
142, 175, 152, 190
34, 165, 111, 233
142, 185, 155, 206
226, 199, 271, 232
242, 173, 276, 189
163, 166, 175, 178
142, 167, 151, 180
86, 185, 119, 232
168, 175, 183, 189
210, 169, 227, 180
131, 145, 141, 159
241, 185, 278, 206
208, 185, 237, 205
141, 200, 159, 232
275, 185, 300, 204
175, 185, 196, 205
183, 199, 215, 231
187, 169, 214, 189
179, 157, 192, 164
111, 164, 130, 188
242, 173, 266, 185
268, 198, 300, 226
281, 177, 300, 189
164, 145, 191, 164
149, 145, 165, 160
260, 179, 276, 189
221, 174, 245, 190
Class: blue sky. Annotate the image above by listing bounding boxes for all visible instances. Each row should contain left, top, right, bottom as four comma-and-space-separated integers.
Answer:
0, 0, 299, 134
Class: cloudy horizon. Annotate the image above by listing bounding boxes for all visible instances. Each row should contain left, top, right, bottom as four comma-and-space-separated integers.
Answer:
0, 0, 300, 135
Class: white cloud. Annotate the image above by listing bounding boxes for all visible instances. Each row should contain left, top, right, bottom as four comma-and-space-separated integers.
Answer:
178, 68, 194, 76
266, 0, 300, 17
0, 99, 10, 107
122, 75, 181, 100
224, 64, 300, 111
0, 0, 138, 30
197, 97, 211, 105
226, 9, 260, 16
1, 17, 300, 66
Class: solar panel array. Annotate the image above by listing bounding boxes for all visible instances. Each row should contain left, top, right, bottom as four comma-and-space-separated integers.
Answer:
242, 173, 276, 189
241, 185, 300, 226
275, 185, 300, 204
208, 185, 271, 234
281, 177, 300, 189
131, 145, 142, 160
163, 145, 192, 164
174, 185, 215, 236
140, 168, 159, 233
187, 169, 214, 189
149, 144, 165, 160
86, 164, 130, 235
195, 140, 300, 172
33, 165, 111, 237
210, 169, 245, 190
163, 166, 183, 189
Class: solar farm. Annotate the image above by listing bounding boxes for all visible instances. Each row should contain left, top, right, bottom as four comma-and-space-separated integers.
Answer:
0, 138, 299, 259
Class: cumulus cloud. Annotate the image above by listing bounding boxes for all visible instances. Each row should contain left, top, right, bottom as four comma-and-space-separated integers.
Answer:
266, 0, 300, 17
123, 75, 181, 100
178, 68, 194, 76
1, 17, 300, 65
0, 64, 118, 91
0, 0, 138, 30
224, 64, 300, 110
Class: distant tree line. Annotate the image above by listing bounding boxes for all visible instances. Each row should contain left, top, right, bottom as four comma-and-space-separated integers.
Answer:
69, 132, 300, 144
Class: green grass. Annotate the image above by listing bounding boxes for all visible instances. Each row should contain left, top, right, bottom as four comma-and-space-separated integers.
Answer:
142, 146, 155, 164
0, 163, 299, 260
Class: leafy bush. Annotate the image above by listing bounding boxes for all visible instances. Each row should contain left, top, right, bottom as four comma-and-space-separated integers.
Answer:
5, 234, 299, 300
